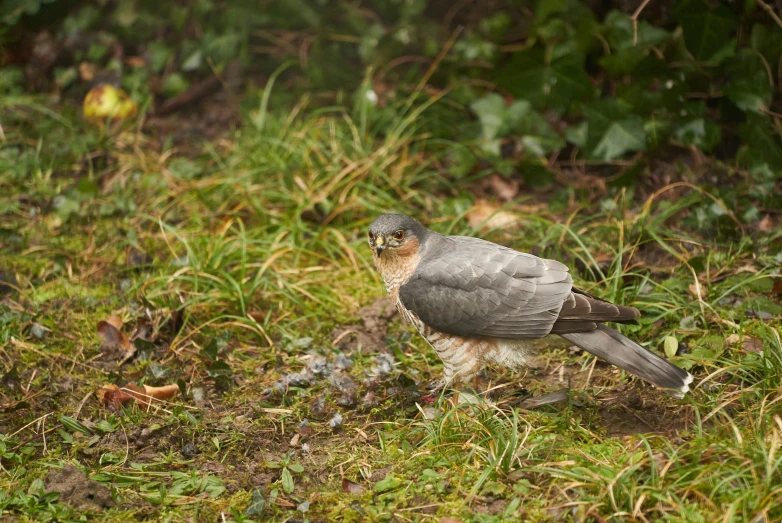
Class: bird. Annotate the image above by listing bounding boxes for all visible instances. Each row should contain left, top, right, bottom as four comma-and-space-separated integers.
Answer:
367, 213, 693, 398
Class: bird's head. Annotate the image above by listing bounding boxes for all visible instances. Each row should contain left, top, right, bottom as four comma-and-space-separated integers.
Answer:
368, 213, 427, 258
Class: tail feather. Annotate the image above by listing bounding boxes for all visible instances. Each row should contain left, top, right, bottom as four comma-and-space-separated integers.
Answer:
560, 324, 693, 398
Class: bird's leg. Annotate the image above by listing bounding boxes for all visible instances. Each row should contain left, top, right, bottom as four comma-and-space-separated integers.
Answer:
420, 352, 483, 405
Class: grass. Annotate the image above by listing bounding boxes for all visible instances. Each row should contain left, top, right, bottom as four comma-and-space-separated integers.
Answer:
0, 89, 781, 523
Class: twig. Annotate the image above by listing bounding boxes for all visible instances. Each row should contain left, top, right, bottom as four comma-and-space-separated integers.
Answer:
631, 0, 654, 46
758, 0, 782, 30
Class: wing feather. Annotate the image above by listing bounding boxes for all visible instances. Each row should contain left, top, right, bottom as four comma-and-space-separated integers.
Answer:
398, 237, 572, 339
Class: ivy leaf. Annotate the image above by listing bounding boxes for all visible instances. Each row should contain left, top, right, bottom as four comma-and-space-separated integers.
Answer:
470, 94, 564, 156
675, 0, 739, 61
495, 49, 594, 110
600, 11, 671, 76
244, 488, 267, 516
673, 102, 721, 152
470, 94, 506, 142
583, 100, 646, 160
724, 50, 774, 113
738, 113, 782, 169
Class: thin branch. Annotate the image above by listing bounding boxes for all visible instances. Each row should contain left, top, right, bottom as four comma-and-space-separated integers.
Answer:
631, 0, 654, 46
758, 0, 782, 30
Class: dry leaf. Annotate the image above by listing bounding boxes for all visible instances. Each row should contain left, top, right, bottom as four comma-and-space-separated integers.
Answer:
757, 215, 773, 233
466, 202, 522, 231
688, 282, 704, 299
725, 334, 763, 353
97, 317, 134, 361
439, 518, 463, 523
772, 279, 782, 295
741, 336, 763, 353
486, 174, 519, 202
341, 478, 366, 494
79, 62, 95, 82
98, 382, 179, 410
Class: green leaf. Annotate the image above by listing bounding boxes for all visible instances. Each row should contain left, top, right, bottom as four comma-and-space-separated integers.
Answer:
470, 94, 564, 156
739, 113, 782, 169
163, 73, 190, 99
673, 103, 721, 152
374, 476, 401, 493
724, 50, 774, 113
495, 49, 594, 110
664, 336, 679, 359
470, 94, 506, 141
281, 467, 294, 494
288, 463, 304, 473
59, 416, 92, 435
583, 100, 646, 160
244, 488, 267, 516
148, 42, 173, 74
675, 0, 739, 61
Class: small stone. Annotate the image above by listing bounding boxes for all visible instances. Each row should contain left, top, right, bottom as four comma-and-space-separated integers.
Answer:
181, 443, 199, 458
328, 413, 343, 429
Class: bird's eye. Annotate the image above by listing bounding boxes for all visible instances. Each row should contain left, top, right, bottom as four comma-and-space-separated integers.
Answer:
368, 232, 375, 242
392, 230, 404, 241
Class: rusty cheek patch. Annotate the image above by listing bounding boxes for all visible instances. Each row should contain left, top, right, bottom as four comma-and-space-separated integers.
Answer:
392, 237, 419, 257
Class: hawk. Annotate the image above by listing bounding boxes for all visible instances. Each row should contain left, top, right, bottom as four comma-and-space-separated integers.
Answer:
368, 213, 692, 397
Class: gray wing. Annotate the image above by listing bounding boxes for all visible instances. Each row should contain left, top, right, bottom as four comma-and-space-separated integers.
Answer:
398, 237, 573, 339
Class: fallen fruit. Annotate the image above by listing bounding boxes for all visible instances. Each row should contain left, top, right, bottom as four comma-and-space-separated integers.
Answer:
83, 84, 138, 126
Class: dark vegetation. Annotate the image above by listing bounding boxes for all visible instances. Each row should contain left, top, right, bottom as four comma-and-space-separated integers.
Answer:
1, 0, 781, 521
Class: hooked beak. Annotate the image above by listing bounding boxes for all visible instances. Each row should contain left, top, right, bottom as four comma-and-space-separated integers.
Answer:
374, 236, 385, 256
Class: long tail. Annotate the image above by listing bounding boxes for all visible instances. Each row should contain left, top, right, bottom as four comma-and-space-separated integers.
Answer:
560, 324, 693, 398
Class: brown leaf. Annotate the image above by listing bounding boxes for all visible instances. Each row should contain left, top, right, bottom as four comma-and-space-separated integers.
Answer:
486, 174, 519, 202
757, 215, 773, 233
439, 518, 463, 523
98, 382, 179, 410
466, 202, 523, 231
741, 336, 764, 353
725, 334, 763, 353
341, 478, 366, 494
97, 318, 133, 361
97, 384, 135, 410
79, 62, 95, 82
772, 279, 782, 296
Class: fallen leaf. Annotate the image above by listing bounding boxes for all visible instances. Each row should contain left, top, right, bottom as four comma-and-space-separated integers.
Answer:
97, 317, 135, 361
98, 382, 180, 410
341, 478, 366, 494
486, 173, 519, 202
79, 62, 95, 81
466, 201, 523, 231
741, 336, 764, 353
439, 518, 463, 523
725, 334, 763, 353
772, 279, 782, 295
757, 215, 773, 233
